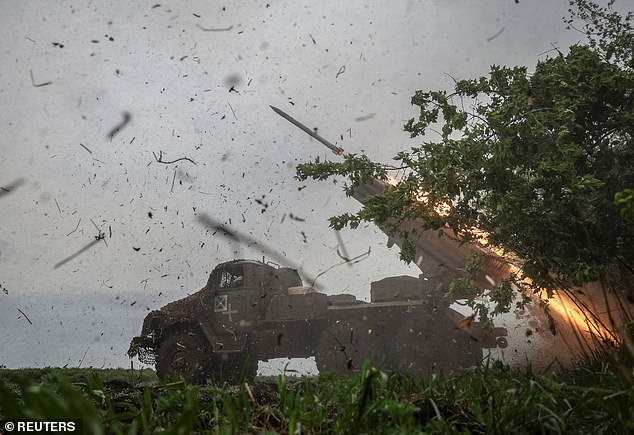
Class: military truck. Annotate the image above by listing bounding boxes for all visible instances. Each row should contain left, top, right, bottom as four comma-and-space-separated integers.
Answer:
128, 258, 507, 382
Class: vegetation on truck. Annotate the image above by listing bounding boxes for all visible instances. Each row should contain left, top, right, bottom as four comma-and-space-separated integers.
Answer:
296, 0, 634, 337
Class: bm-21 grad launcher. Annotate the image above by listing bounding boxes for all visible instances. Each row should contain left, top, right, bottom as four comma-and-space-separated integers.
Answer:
127, 107, 509, 383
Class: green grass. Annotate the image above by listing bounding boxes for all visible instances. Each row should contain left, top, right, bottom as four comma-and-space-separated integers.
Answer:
1, 348, 633, 435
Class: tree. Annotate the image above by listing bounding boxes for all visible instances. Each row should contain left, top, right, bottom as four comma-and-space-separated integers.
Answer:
296, 1, 634, 333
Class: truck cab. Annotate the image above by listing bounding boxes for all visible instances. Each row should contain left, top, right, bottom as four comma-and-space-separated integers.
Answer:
201, 260, 303, 351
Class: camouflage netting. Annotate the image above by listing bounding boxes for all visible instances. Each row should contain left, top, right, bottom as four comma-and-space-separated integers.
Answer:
136, 346, 156, 365
160, 286, 213, 321
129, 286, 213, 365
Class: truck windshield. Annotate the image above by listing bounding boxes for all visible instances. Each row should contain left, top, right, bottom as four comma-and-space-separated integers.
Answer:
219, 269, 244, 288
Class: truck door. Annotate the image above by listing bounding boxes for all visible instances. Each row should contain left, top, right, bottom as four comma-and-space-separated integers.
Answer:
208, 264, 255, 351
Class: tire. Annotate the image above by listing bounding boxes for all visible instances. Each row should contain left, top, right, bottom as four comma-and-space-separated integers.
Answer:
156, 329, 211, 383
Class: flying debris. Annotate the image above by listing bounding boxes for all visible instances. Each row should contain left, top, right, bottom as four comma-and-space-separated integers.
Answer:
153, 150, 197, 165
354, 113, 376, 122
196, 212, 316, 286
54, 238, 101, 268
107, 112, 131, 140
335, 65, 346, 78
486, 26, 505, 42
0, 178, 26, 199
29, 70, 52, 87
456, 313, 476, 331
196, 214, 239, 242
196, 24, 234, 32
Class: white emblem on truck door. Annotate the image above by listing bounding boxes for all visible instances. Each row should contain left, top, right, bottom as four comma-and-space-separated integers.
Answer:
214, 294, 228, 312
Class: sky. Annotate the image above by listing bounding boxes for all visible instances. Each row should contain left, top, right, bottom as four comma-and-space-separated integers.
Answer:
0, 0, 618, 372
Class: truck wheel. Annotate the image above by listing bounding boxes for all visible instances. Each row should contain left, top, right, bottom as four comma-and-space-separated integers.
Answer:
156, 330, 211, 383
315, 320, 382, 373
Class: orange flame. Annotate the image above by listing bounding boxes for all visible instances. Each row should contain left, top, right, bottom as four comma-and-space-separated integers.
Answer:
386, 172, 615, 342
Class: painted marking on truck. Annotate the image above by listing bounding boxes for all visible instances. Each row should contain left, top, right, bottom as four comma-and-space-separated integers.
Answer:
214, 295, 228, 312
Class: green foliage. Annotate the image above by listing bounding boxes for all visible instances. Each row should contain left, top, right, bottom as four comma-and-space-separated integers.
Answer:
296, 1, 634, 321
615, 188, 634, 223
1, 359, 633, 434
296, 153, 388, 196
0, 374, 105, 435
565, 0, 634, 70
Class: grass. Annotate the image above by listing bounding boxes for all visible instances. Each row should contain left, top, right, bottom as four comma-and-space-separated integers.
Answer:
1, 346, 633, 434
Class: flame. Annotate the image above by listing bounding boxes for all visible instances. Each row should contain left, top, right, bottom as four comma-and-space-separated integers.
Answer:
385, 174, 452, 217
385, 174, 400, 186
386, 171, 616, 342
544, 290, 614, 341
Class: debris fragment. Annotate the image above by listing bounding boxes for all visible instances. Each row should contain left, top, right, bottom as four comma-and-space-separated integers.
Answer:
196, 212, 309, 283
197, 214, 239, 242
78, 347, 90, 368
90, 218, 108, 247
336, 247, 349, 261
310, 247, 371, 287
29, 70, 52, 87
336, 65, 346, 79
456, 313, 476, 331
228, 102, 237, 120
354, 113, 376, 122
153, 150, 196, 165
65, 219, 81, 237
255, 197, 269, 213
196, 24, 234, 32
486, 26, 505, 42
79, 143, 92, 154
56, 220, 107, 268
335, 231, 352, 266
106, 112, 131, 140
17, 308, 33, 325
0, 178, 26, 199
